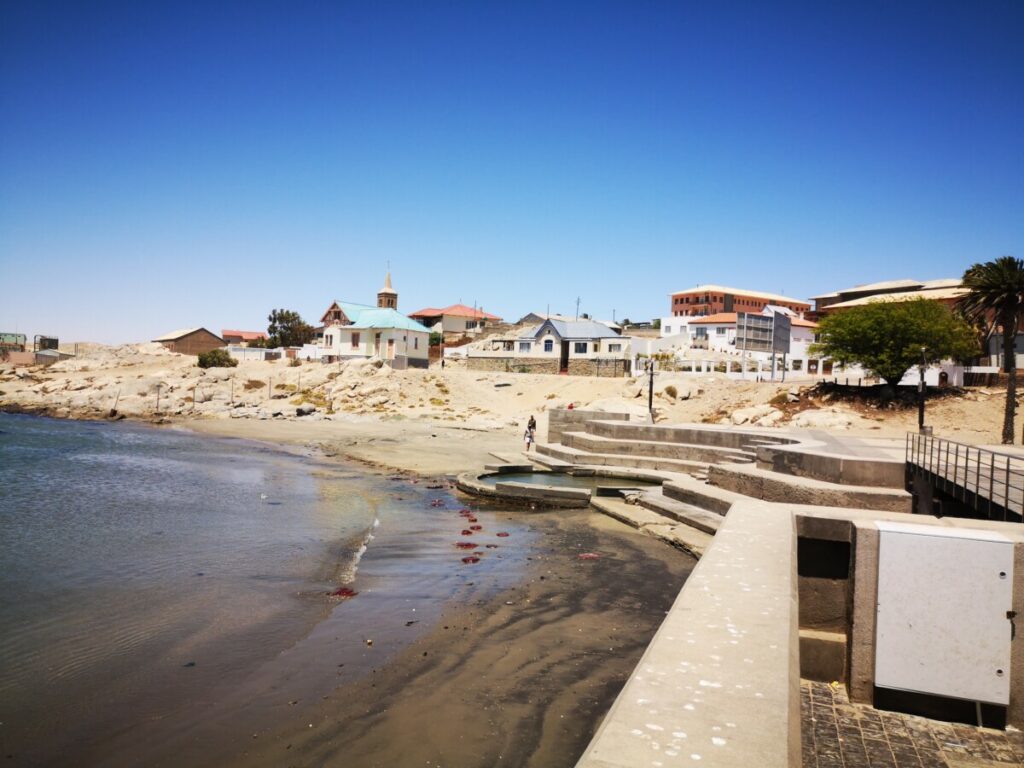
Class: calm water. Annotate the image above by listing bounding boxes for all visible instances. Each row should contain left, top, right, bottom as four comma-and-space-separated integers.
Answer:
0, 414, 532, 766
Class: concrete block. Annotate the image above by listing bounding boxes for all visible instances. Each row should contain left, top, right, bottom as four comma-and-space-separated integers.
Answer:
800, 628, 847, 682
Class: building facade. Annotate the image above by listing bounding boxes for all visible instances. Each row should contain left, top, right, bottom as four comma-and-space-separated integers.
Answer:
669, 285, 810, 318
467, 319, 631, 376
152, 328, 225, 356
408, 304, 502, 335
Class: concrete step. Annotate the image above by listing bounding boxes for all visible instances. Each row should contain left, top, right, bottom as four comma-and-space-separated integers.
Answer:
638, 488, 724, 535
525, 451, 573, 472
707, 464, 912, 513
590, 497, 711, 559
560, 430, 755, 464
662, 475, 749, 516
535, 442, 709, 475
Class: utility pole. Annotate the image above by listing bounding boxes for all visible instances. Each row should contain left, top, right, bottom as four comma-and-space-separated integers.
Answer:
575, 297, 581, 321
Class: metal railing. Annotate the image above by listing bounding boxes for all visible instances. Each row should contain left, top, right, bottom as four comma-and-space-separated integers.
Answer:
906, 432, 1024, 521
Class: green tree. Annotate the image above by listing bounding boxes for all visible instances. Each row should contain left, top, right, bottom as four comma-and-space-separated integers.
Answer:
267, 309, 314, 348
810, 299, 977, 388
958, 256, 1024, 444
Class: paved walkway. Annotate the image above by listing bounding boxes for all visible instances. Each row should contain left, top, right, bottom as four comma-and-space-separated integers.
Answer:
801, 682, 1024, 767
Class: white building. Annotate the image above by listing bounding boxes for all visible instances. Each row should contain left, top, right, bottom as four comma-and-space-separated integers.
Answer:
317, 273, 431, 369
408, 304, 502, 335
468, 318, 631, 376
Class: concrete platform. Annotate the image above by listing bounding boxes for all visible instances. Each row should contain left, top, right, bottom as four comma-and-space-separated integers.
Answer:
708, 463, 913, 513
537, 442, 709, 474
662, 475, 750, 515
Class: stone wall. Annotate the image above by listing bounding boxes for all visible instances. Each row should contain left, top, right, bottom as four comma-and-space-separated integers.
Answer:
466, 357, 560, 374
566, 358, 629, 377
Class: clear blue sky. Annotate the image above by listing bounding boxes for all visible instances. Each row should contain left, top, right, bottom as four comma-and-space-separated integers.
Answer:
1, 1, 1021, 343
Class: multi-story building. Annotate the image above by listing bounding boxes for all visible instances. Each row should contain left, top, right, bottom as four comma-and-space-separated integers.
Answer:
810, 278, 965, 318
668, 285, 810, 318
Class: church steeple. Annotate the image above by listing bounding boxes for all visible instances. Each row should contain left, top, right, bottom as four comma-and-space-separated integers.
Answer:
377, 270, 397, 309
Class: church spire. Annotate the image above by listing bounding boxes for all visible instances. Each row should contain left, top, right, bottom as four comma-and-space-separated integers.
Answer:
377, 268, 397, 309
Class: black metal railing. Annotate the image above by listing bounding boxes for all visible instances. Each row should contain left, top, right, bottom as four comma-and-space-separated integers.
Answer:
906, 432, 1024, 520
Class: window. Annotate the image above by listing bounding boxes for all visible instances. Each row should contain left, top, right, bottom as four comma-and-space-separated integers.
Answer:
519, 342, 531, 353
351, 332, 360, 348
414, 337, 419, 349
608, 343, 621, 352
544, 339, 553, 352
716, 327, 727, 336
664, 326, 671, 334
574, 342, 588, 354
326, 334, 333, 346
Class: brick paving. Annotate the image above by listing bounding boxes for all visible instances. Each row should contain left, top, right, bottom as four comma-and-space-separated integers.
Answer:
801, 681, 1024, 767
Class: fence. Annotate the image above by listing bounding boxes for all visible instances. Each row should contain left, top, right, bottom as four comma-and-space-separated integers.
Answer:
906, 432, 1024, 521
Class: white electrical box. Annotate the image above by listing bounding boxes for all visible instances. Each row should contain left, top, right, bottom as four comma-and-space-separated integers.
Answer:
875, 521, 1015, 705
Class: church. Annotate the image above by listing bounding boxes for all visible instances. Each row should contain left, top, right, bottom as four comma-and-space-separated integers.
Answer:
318, 272, 431, 369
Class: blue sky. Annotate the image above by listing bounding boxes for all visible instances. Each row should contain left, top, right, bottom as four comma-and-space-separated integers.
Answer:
1, 1, 1021, 343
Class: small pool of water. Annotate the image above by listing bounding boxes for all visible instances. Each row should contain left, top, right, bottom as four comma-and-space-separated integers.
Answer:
480, 472, 660, 490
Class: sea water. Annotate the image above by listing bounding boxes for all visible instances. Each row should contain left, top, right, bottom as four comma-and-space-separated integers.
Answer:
0, 413, 531, 765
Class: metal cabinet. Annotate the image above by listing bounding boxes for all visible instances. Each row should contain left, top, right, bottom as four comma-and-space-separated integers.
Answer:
875, 521, 1014, 705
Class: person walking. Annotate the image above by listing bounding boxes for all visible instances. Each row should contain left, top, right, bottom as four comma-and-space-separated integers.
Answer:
525, 415, 537, 451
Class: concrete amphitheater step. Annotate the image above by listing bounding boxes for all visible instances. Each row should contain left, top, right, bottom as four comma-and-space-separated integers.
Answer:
560, 430, 755, 464
706, 463, 912, 512
534, 442, 709, 474
662, 475, 750, 515
590, 497, 711, 559
638, 488, 724, 535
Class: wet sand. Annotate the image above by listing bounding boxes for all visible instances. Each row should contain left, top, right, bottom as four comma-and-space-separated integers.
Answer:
221, 509, 695, 768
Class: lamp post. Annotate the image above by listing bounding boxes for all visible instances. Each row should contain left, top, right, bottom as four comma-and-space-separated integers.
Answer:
646, 359, 655, 420
918, 347, 927, 432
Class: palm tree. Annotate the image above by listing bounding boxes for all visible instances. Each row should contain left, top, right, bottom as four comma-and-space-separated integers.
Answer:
958, 256, 1024, 444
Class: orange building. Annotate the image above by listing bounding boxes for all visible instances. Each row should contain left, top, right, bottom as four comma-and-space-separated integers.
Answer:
669, 285, 810, 318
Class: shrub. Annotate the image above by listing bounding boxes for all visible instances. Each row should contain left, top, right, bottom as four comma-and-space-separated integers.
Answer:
197, 349, 238, 369
289, 357, 302, 367
243, 379, 264, 390
664, 385, 677, 399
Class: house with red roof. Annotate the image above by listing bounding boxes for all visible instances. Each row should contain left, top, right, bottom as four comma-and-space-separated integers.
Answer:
408, 304, 502, 336
222, 329, 268, 347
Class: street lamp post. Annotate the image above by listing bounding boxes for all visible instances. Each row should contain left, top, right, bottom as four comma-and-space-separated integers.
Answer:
647, 359, 655, 420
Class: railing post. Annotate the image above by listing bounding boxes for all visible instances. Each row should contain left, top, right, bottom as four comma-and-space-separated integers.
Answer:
953, 443, 960, 489
989, 452, 996, 518
1005, 457, 1011, 522
975, 447, 981, 501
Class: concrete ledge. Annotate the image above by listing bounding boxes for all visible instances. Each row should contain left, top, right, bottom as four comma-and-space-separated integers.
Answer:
708, 464, 912, 513
755, 444, 906, 488
454, 471, 590, 508
537, 442, 708, 474
576, 501, 800, 768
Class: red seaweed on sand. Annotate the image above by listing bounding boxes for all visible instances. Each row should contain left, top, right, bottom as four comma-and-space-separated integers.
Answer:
461, 529, 473, 536
461, 556, 480, 564
455, 542, 478, 550
469, 524, 482, 531
496, 532, 510, 537
328, 587, 359, 599
577, 553, 601, 560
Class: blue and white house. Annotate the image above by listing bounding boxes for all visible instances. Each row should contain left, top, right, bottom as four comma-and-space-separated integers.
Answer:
318, 274, 431, 369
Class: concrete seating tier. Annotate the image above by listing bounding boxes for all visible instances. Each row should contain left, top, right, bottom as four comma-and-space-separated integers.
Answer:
560, 430, 755, 464
582, 420, 795, 451
755, 444, 906, 488
535, 442, 709, 475
707, 464, 913, 513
